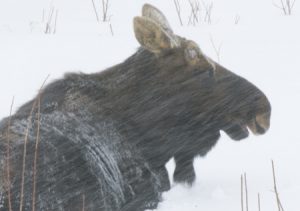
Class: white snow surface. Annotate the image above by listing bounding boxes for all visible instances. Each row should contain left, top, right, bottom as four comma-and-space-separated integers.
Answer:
0, 0, 299, 210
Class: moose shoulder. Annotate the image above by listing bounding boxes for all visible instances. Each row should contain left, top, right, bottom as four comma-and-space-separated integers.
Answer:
0, 3, 271, 211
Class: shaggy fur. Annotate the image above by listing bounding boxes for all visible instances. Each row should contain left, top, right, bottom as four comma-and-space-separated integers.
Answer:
0, 4, 271, 211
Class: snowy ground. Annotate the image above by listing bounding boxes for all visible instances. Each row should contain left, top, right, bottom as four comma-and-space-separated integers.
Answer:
1, 0, 300, 210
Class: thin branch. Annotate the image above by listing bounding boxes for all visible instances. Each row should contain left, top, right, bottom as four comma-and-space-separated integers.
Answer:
5, 97, 14, 211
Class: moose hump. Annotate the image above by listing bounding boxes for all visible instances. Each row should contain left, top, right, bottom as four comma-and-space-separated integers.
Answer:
0, 3, 271, 211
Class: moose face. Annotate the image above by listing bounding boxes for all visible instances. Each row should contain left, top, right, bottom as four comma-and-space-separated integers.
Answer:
133, 4, 271, 142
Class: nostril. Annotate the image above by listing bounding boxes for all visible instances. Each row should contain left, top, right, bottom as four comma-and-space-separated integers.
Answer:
255, 122, 266, 134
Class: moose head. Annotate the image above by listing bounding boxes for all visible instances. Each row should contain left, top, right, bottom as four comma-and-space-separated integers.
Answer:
123, 4, 272, 185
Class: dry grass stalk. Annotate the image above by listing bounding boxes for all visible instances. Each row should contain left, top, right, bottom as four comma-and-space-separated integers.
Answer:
53, 10, 58, 34
201, 0, 213, 24
31, 95, 41, 211
234, 14, 240, 24
91, 0, 111, 23
273, 0, 296, 15
101, 0, 110, 22
44, 7, 58, 34
258, 193, 261, 211
42, 9, 45, 23
241, 175, 244, 211
31, 75, 49, 211
174, 0, 183, 26
45, 7, 54, 34
272, 160, 285, 211
244, 173, 249, 211
188, 0, 201, 26
109, 23, 114, 36
19, 94, 37, 211
19, 75, 49, 211
82, 194, 85, 211
5, 97, 14, 211
91, 0, 100, 22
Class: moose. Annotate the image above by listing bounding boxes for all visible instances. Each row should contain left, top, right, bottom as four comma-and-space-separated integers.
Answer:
0, 3, 271, 211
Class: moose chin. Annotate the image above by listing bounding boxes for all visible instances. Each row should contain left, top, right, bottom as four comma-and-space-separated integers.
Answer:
0, 3, 271, 211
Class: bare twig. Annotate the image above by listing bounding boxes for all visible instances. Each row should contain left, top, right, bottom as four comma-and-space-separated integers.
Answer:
241, 175, 244, 211
244, 173, 249, 211
32, 75, 49, 211
5, 97, 14, 211
174, 0, 183, 26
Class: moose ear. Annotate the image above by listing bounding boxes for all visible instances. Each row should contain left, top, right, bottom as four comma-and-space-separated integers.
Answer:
133, 16, 175, 54
142, 4, 173, 35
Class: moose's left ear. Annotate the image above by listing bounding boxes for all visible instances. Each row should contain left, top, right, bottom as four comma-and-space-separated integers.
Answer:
133, 16, 177, 54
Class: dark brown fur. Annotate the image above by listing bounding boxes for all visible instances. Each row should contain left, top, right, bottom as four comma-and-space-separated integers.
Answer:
0, 4, 271, 211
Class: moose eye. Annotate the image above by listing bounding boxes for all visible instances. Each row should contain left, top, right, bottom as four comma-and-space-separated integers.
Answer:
185, 48, 198, 60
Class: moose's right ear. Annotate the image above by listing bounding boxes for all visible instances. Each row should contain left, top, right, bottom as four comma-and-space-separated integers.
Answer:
142, 4, 173, 35
133, 16, 175, 54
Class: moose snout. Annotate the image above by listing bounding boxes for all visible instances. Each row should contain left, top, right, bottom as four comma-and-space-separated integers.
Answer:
248, 112, 270, 135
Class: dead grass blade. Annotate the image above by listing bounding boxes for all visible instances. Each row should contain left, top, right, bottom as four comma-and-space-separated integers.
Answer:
5, 97, 14, 211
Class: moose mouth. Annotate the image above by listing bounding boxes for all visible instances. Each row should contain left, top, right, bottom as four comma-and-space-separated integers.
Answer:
247, 112, 270, 135
223, 113, 270, 141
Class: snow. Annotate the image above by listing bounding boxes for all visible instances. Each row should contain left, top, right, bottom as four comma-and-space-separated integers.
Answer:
1, 0, 299, 210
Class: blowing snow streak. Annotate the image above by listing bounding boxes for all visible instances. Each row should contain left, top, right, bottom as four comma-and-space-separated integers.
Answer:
0, 3, 271, 211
